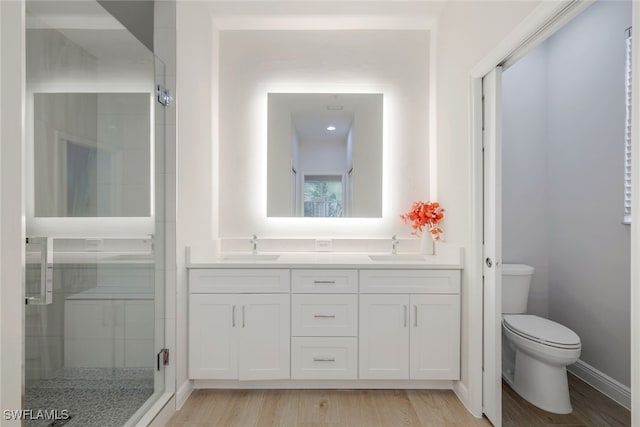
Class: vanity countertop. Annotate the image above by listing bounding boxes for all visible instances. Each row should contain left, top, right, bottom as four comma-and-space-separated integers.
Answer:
186, 248, 464, 270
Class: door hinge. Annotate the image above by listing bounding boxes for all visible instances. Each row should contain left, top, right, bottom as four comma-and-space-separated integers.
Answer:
157, 348, 170, 370
157, 85, 173, 106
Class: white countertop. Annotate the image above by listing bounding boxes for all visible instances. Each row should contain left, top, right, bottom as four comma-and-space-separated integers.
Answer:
186, 248, 464, 270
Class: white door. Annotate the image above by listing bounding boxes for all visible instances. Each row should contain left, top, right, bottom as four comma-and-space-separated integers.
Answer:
239, 294, 290, 380
359, 294, 410, 379
188, 294, 238, 379
482, 67, 503, 426
410, 294, 460, 380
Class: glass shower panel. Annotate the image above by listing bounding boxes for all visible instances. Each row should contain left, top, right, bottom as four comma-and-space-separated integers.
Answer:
24, 1, 166, 426
33, 93, 152, 217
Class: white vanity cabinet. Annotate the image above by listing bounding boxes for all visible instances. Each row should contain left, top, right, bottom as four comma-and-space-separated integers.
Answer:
188, 263, 461, 386
188, 269, 290, 380
359, 270, 461, 380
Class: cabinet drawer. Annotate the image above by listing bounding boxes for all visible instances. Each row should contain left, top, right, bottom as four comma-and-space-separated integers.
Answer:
292, 294, 357, 337
291, 337, 357, 380
359, 270, 460, 294
189, 269, 290, 293
291, 269, 357, 293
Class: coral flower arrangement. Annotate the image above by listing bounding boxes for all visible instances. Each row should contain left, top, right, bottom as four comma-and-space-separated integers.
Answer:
400, 201, 445, 241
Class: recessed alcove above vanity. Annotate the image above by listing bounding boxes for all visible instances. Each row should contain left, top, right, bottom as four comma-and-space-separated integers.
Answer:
215, 28, 432, 238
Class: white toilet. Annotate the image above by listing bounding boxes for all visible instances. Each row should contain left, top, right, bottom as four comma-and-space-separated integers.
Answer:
502, 264, 581, 414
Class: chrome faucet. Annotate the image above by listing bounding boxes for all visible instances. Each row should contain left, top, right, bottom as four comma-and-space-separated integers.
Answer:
250, 234, 258, 254
391, 235, 399, 255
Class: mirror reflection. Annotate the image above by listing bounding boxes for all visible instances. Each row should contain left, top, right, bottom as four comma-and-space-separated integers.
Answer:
34, 92, 151, 217
267, 93, 383, 218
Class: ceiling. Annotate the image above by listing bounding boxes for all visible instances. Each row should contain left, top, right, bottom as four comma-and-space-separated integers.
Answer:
276, 93, 381, 143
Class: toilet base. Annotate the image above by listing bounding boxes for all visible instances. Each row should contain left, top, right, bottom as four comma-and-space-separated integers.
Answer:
511, 350, 572, 414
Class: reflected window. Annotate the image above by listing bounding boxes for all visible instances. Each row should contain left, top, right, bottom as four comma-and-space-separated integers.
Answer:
303, 175, 343, 217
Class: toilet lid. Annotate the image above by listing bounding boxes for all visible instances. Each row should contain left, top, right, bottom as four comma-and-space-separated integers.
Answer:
503, 314, 581, 348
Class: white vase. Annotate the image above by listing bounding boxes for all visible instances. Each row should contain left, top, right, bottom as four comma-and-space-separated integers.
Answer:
420, 233, 435, 255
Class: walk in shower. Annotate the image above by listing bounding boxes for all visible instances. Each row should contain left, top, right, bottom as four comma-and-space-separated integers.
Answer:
24, 1, 167, 425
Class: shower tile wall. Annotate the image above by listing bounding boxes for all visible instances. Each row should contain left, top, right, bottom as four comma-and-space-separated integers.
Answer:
25, 263, 154, 386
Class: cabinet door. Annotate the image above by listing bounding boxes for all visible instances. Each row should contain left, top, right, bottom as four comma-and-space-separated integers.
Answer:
189, 294, 238, 379
239, 294, 290, 380
359, 294, 410, 379
410, 294, 460, 380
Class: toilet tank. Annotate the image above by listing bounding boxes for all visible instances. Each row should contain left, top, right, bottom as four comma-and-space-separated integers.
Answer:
502, 264, 534, 314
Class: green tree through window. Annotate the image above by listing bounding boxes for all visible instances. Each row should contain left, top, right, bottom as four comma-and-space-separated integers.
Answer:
303, 175, 343, 217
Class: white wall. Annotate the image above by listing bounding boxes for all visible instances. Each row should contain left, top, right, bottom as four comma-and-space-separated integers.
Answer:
435, 0, 542, 409
175, 0, 214, 406
299, 138, 346, 172
502, 44, 550, 317
217, 29, 430, 237
351, 98, 383, 218
266, 94, 295, 217
0, 0, 24, 423
503, 0, 631, 387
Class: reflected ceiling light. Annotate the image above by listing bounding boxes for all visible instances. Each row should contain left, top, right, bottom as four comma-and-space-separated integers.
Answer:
327, 126, 336, 131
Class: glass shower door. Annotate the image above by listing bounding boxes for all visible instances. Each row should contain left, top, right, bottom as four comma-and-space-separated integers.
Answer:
25, 238, 160, 427
24, 1, 167, 425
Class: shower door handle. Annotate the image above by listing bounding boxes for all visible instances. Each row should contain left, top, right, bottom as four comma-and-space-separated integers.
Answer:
25, 237, 53, 305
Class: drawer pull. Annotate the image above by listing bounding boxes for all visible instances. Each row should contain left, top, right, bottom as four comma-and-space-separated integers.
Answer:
313, 280, 336, 284
314, 314, 336, 318
313, 357, 336, 362
232, 305, 236, 327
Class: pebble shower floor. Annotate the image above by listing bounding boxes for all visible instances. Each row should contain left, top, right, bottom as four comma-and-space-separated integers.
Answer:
24, 368, 153, 427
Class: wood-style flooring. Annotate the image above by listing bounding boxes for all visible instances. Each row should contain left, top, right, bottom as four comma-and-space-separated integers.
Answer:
168, 374, 630, 427
503, 374, 630, 427
167, 389, 491, 427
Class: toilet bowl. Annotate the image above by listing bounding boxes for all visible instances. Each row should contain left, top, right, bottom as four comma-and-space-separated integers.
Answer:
502, 314, 581, 413
502, 264, 581, 414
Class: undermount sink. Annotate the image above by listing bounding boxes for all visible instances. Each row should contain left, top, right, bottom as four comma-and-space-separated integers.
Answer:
220, 254, 280, 261
368, 254, 427, 262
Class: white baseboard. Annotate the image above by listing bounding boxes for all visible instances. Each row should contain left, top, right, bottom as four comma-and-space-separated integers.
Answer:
176, 380, 194, 410
453, 381, 481, 418
193, 379, 452, 390
568, 359, 630, 410
147, 395, 176, 427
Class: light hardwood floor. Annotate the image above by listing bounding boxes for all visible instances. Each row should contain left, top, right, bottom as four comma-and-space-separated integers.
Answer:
168, 389, 491, 427
503, 374, 631, 427
168, 375, 631, 427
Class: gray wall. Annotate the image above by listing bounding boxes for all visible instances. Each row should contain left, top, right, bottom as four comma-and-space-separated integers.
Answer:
503, 44, 550, 318
98, 0, 154, 51
502, 0, 631, 386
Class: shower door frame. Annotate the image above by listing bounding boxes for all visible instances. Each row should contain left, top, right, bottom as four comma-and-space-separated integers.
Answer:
0, 1, 176, 425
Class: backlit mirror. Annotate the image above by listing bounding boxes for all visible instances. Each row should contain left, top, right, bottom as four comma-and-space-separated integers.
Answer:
34, 92, 151, 217
267, 93, 383, 217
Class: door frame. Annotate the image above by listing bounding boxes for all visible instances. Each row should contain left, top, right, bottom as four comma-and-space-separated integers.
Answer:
480, 66, 503, 427
465, 0, 640, 423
